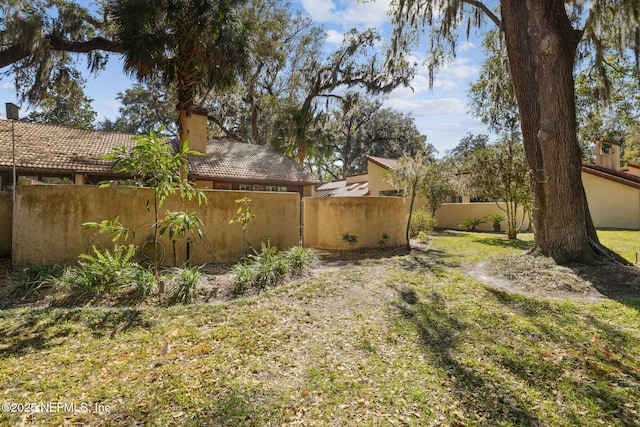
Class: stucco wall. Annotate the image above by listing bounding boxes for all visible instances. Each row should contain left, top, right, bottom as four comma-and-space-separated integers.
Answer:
435, 202, 531, 232
582, 172, 640, 229
303, 197, 405, 249
367, 162, 396, 196
0, 192, 11, 256
12, 185, 300, 267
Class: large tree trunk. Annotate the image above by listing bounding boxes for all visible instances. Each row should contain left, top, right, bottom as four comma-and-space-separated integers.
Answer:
501, 0, 596, 264
500, 0, 546, 249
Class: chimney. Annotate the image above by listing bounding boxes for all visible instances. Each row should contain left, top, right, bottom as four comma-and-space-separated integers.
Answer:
185, 107, 208, 154
594, 138, 621, 172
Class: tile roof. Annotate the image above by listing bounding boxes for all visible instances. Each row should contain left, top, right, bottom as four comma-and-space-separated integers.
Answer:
0, 120, 320, 185
315, 179, 369, 198
582, 163, 640, 189
0, 120, 136, 173
189, 140, 320, 185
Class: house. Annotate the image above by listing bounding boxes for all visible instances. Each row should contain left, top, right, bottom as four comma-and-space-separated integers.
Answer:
581, 138, 640, 229
316, 140, 640, 230
0, 110, 320, 196
315, 155, 403, 198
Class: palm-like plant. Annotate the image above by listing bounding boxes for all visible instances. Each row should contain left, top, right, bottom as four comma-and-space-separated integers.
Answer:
110, 0, 250, 151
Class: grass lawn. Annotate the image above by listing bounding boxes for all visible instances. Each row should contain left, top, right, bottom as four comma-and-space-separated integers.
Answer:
1, 230, 639, 426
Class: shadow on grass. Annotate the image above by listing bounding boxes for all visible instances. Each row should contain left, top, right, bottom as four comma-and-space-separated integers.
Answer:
391, 285, 640, 425
472, 237, 533, 251
315, 245, 410, 268
102, 385, 287, 426
0, 308, 153, 357
568, 264, 640, 308
391, 288, 543, 425
486, 288, 640, 426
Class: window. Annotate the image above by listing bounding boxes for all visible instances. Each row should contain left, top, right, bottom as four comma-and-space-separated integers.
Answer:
379, 189, 404, 196
214, 183, 232, 190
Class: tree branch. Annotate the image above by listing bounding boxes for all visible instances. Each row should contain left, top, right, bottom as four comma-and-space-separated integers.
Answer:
207, 114, 249, 144
462, 0, 501, 28
0, 36, 121, 69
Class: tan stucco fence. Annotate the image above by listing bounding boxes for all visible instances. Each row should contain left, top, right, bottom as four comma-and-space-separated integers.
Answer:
11, 185, 301, 268
9, 186, 409, 268
303, 197, 405, 249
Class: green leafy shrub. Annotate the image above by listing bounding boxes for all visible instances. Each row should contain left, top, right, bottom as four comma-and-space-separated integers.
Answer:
378, 233, 390, 248
62, 245, 154, 295
487, 213, 507, 231
232, 244, 316, 294
342, 233, 358, 246
166, 265, 202, 304
12, 263, 64, 298
283, 246, 317, 274
460, 217, 487, 232
231, 263, 254, 296
416, 231, 430, 243
409, 209, 438, 238
246, 242, 289, 290
129, 268, 156, 297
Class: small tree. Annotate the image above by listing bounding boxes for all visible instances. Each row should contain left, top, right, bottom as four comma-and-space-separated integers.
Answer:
465, 141, 531, 240
385, 150, 435, 249
423, 158, 454, 217
103, 128, 207, 277
228, 196, 255, 257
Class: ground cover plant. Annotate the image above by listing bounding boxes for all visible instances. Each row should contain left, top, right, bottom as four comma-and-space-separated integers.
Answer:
0, 230, 639, 426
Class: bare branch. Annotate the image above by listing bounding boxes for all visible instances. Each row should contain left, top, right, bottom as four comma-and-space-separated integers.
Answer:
462, 0, 501, 28
207, 114, 250, 144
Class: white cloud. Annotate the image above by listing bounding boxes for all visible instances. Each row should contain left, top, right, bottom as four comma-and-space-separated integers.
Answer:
410, 56, 478, 92
299, 0, 390, 29
459, 40, 475, 52
384, 97, 468, 117
439, 57, 478, 80
339, 0, 390, 28
0, 82, 14, 90
326, 29, 344, 45
299, 0, 338, 22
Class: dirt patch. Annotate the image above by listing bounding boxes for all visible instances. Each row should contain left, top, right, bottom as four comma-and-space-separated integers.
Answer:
4, 242, 640, 308
463, 254, 640, 302
0, 246, 410, 309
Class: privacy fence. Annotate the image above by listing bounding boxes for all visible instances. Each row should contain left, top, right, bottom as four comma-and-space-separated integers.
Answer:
434, 202, 532, 232
11, 184, 301, 268
9, 185, 409, 268
0, 191, 11, 256
4, 184, 564, 269
303, 197, 405, 249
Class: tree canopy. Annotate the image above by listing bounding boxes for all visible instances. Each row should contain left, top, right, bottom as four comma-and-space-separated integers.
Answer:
389, 0, 640, 264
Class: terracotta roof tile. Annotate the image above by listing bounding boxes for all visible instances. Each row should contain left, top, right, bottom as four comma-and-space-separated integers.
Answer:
582, 163, 640, 189
0, 120, 320, 185
188, 140, 320, 185
0, 120, 135, 173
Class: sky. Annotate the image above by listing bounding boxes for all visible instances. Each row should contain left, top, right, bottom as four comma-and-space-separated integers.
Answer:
0, 0, 492, 155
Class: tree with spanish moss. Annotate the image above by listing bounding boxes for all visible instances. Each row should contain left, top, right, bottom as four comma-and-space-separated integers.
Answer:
389, 0, 639, 264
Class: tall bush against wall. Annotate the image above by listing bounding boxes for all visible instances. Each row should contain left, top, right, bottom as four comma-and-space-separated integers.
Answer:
102, 128, 207, 278
228, 196, 255, 257
385, 150, 441, 249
